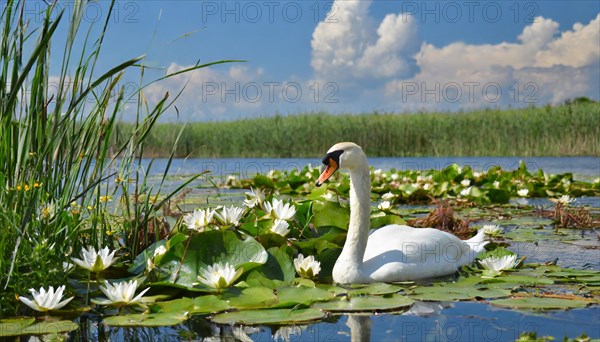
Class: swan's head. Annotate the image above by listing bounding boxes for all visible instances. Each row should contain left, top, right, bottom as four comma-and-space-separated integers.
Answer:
316, 142, 367, 186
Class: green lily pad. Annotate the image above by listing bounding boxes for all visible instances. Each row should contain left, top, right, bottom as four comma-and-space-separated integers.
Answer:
273, 286, 336, 308
223, 287, 278, 309
490, 296, 590, 310
0, 318, 79, 337
370, 215, 406, 229
212, 307, 325, 325
103, 312, 188, 327
155, 230, 267, 289
347, 283, 405, 296
313, 294, 414, 312
153, 295, 230, 315
244, 247, 296, 288
312, 200, 349, 229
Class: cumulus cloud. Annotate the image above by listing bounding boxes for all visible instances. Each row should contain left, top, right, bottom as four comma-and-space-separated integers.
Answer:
311, 0, 419, 80
383, 13, 600, 110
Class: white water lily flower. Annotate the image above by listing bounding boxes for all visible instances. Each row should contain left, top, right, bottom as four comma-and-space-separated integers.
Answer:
381, 192, 395, 201
493, 181, 500, 188
263, 198, 296, 221
19, 285, 73, 312
270, 219, 291, 237
293, 254, 321, 278
183, 208, 215, 232
71, 246, 117, 273
390, 173, 399, 181
555, 195, 576, 205
460, 187, 472, 197
461, 179, 471, 187
321, 191, 336, 202
243, 188, 263, 208
479, 254, 518, 273
196, 262, 243, 291
423, 183, 433, 191
517, 189, 529, 197
95, 280, 150, 307
215, 205, 244, 226
378, 201, 391, 210
153, 245, 167, 258
482, 224, 502, 236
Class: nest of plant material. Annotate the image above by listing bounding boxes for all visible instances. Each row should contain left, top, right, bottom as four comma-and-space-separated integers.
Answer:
536, 203, 599, 228
408, 203, 475, 239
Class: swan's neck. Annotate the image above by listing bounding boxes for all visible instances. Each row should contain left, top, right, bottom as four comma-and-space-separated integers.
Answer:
340, 163, 371, 270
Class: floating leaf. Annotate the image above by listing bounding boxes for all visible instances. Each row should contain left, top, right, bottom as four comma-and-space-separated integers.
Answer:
347, 283, 405, 296
273, 286, 335, 308
223, 287, 278, 309
490, 296, 589, 310
314, 294, 414, 312
312, 201, 349, 229
153, 295, 230, 315
212, 308, 325, 325
103, 312, 188, 327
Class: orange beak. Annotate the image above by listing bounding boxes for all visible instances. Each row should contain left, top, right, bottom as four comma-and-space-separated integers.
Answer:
316, 158, 339, 187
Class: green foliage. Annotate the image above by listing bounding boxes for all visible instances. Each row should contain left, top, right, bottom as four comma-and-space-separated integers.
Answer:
122, 103, 600, 157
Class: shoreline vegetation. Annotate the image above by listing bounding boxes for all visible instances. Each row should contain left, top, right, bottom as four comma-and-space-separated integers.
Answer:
117, 101, 600, 158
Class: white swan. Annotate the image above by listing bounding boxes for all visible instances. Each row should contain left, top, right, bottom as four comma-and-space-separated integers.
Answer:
316, 142, 487, 284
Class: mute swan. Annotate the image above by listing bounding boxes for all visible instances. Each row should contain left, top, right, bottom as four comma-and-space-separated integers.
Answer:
316, 142, 488, 284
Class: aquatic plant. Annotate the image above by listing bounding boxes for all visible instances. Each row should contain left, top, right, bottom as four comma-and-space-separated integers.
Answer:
18, 286, 73, 312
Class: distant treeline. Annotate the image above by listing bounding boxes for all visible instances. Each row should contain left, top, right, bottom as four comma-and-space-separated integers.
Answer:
116, 102, 600, 157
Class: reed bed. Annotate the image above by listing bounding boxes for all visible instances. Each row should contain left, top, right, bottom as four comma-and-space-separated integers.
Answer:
126, 102, 600, 158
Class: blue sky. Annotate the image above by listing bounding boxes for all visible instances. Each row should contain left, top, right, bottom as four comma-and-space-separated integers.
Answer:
36, 1, 600, 121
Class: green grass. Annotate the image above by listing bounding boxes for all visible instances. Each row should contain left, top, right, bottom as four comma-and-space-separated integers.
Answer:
125, 102, 600, 158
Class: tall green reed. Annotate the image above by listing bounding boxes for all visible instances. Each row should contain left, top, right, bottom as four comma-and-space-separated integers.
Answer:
0, 0, 235, 316
126, 102, 600, 158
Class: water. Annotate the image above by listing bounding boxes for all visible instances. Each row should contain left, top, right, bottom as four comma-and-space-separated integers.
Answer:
145, 156, 600, 180
114, 157, 599, 341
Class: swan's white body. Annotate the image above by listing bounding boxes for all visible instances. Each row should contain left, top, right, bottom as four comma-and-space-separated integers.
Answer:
317, 142, 487, 284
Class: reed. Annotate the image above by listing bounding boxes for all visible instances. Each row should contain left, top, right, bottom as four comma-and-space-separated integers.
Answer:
0, 0, 228, 315
124, 102, 600, 158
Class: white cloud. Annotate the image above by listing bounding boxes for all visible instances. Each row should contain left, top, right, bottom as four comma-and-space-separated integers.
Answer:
383, 13, 600, 110
311, 0, 419, 80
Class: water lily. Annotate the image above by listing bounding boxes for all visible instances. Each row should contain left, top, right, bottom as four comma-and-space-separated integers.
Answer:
215, 205, 244, 226
18, 285, 73, 312
517, 188, 529, 197
460, 187, 472, 197
94, 280, 150, 307
461, 179, 471, 187
378, 201, 391, 210
554, 195, 576, 205
263, 198, 296, 221
183, 208, 215, 232
381, 192, 395, 201
482, 224, 502, 236
196, 262, 243, 291
293, 254, 321, 278
243, 188, 263, 208
71, 246, 117, 273
153, 245, 167, 258
479, 254, 518, 277
270, 219, 291, 237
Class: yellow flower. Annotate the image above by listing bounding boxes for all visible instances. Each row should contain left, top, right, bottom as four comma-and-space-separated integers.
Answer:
99, 196, 112, 203
24, 184, 30, 191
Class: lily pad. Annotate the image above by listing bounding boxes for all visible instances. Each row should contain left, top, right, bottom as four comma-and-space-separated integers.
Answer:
223, 287, 278, 309
212, 307, 325, 325
273, 286, 336, 308
155, 230, 268, 289
0, 318, 79, 337
312, 200, 349, 229
103, 312, 188, 327
347, 283, 405, 296
490, 296, 589, 310
313, 294, 414, 312
153, 295, 230, 315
